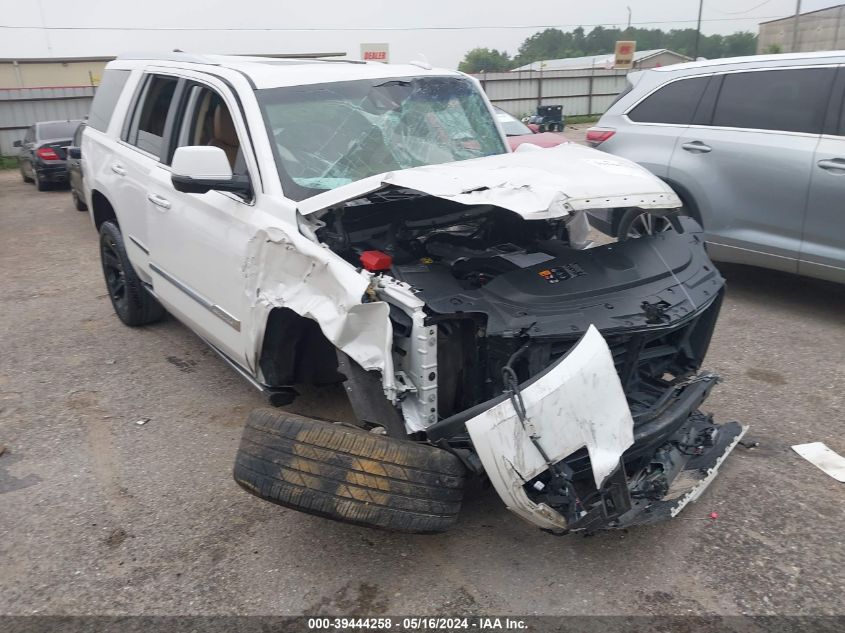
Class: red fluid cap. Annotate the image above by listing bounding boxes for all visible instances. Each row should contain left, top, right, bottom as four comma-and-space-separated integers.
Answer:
360, 250, 393, 271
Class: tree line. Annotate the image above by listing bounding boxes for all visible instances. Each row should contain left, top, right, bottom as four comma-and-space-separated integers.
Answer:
458, 26, 758, 73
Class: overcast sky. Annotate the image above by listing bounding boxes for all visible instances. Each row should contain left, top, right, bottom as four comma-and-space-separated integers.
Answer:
1, 0, 842, 68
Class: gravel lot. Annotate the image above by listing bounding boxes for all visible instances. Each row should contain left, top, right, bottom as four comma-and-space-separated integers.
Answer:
1, 160, 843, 617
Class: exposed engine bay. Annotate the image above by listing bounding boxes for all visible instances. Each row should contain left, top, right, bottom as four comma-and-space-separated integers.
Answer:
313, 188, 743, 532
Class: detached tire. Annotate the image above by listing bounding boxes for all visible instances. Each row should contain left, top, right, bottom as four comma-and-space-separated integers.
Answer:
234, 410, 466, 533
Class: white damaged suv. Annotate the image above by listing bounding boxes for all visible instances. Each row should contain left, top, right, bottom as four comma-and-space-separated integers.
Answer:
82, 53, 745, 533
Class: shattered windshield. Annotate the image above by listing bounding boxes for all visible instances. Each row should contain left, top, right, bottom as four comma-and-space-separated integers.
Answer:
257, 76, 507, 200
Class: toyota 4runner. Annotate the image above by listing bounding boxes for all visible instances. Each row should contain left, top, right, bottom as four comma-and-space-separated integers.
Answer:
82, 52, 745, 534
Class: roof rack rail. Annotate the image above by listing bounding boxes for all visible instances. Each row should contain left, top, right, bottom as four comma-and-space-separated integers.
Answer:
210, 53, 367, 65
117, 51, 371, 66
116, 51, 219, 65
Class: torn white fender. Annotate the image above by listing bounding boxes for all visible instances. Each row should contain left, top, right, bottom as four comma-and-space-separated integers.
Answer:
298, 143, 682, 219
243, 226, 396, 396
465, 325, 635, 531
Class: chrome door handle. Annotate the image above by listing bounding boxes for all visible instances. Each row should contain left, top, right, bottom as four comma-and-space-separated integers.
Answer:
147, 193, 171, 210
111, 163, 126, 176
681, 141, 712, 154
817, 158, 845, 174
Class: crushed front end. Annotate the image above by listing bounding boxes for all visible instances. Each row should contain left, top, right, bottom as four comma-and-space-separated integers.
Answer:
402, 215, 744, 532
305, 147, 745, 532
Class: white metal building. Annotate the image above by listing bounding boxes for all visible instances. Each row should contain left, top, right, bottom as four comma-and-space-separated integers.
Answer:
511, 49, 691, 72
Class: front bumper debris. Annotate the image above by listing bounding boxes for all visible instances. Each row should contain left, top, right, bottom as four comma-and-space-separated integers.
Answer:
463, 325, 745, 533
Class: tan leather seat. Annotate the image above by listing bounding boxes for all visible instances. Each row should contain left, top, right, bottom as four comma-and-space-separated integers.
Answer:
207, 105, 239, 168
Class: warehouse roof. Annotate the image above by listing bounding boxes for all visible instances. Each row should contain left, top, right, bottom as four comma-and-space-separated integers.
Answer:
511, 49, 690, 72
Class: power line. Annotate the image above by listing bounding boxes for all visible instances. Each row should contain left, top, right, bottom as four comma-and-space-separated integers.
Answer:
709, 0, 776, 16
0, 16, 798, 33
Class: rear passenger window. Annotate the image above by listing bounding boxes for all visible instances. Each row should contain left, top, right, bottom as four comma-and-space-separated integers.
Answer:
712, 68, 835, 134
627, 76, 709, 125
87, 69, 130, 132
126, 74, 179, 158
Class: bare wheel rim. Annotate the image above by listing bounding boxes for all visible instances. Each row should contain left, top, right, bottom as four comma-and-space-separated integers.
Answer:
101, 237, 127, 309
627, 213, 674, 238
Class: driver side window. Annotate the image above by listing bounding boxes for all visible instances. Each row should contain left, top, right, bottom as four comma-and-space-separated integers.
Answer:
172, 84, 246, 175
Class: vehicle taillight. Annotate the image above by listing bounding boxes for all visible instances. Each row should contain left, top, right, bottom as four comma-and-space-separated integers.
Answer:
585, 128, 616, 147
36, 147, 60, 161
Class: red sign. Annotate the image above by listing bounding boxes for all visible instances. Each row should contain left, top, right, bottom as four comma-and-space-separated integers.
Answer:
360, 43, 390, 63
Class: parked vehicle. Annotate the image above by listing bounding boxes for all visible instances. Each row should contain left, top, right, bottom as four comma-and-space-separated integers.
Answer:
524, 105, 565, 132
67, 122, 87, 211
493, 106, 568, 150
587, 51, 845, 283
14, 119, 83, 191
82, 53, 744, 534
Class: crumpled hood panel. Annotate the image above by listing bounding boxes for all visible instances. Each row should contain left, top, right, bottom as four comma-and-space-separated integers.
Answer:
298, 143, 682, 218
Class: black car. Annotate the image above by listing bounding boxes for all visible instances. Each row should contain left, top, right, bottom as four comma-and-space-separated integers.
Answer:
67, 122, 87, 211
14, 119, 83, 191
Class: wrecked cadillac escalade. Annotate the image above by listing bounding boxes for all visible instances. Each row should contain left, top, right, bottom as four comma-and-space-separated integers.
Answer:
83, 53, 745, 534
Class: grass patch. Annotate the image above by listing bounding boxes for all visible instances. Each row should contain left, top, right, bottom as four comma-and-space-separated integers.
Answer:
0, 155, 19, 170
565, 115, 601, 125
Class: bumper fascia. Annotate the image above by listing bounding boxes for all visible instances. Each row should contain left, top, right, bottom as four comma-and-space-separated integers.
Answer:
450, 326, 745, 532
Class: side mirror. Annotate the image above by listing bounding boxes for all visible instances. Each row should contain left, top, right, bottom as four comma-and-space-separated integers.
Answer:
170, 146, 251, 197
13, 140, 22, 148
68, 146, 81, 159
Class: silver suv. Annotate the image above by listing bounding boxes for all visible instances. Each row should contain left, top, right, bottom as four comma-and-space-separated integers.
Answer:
588, 52, 845, 283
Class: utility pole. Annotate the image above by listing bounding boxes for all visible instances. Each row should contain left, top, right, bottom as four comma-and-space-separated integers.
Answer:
693, 0, 704, 60
791, 0, 802, 52
626, 6, 632, 30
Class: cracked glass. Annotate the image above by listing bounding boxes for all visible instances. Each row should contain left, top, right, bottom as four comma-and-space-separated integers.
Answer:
258, 76, 507, 200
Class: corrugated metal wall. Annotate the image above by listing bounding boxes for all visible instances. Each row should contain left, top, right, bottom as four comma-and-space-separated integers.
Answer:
0, 71, 629, 154
474, 68, 629, 118
0, 87, 94, 155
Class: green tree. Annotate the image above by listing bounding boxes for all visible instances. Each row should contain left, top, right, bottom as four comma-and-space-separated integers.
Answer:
458, 48, 512, 73
724, 32, 758, 57
513, 29, 570, 67
461, 26, 759, 71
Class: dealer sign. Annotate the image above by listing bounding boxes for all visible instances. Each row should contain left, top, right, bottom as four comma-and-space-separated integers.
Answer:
361, 43, 390, 63
614, 41, 636, 69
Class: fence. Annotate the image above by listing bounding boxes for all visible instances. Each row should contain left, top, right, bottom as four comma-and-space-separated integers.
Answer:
0, 86, 95, 155
473, 68, 630, 119
0, 70, 631, 155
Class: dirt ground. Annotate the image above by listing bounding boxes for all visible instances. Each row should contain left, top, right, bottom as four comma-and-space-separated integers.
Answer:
1, 164, 843, 617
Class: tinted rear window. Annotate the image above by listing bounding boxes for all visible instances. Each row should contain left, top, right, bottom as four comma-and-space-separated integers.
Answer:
88, 69, 131, 132
37, 121, 80, 139
627, 76, 709, 125
126, 74, 179, 158
712, 68, 835, 134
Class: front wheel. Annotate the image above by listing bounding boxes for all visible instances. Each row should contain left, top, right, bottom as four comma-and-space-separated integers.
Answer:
617, 208, 680, 241
99, 221, 165, 326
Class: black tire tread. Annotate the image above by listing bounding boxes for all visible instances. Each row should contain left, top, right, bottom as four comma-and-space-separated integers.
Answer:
73, 190, 87, 211
234, 409, 466, 533
99, 221, 165, 326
